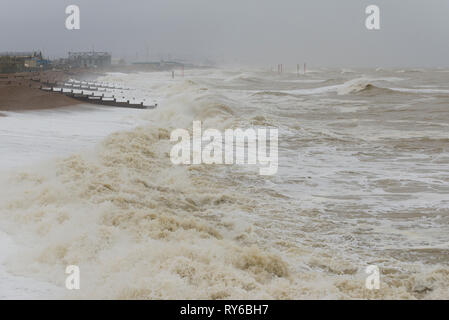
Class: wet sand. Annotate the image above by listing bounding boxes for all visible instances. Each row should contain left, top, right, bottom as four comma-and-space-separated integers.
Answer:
0, 85, 80, 111
0, 69, 106, 111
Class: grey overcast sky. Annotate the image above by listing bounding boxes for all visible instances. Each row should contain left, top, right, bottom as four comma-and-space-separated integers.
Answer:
1, 0, 448, 67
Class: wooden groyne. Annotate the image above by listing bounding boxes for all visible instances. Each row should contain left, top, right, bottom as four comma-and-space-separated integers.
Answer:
37, 77, 156, 110
0, 71, 157, 110
40, 86, 157, 109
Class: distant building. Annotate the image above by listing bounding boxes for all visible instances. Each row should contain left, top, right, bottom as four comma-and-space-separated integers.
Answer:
68, 51, 111, 68
0, 51, 45, 73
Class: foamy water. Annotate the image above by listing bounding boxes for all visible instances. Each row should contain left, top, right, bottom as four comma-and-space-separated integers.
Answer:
0, 68, 448, 299
0, 104, 150, 298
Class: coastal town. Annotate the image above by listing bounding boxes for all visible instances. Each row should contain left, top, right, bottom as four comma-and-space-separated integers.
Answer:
0, 50, 187, 74
0, 50, 187, 111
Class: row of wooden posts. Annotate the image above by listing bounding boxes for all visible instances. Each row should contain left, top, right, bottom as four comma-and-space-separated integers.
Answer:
1, 73, 158, 109
40, 83, 157, 109
41, 86, 154, 109
276, 63, 307, 75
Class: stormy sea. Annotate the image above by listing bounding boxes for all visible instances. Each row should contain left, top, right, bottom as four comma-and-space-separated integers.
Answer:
0, 67, 448, 299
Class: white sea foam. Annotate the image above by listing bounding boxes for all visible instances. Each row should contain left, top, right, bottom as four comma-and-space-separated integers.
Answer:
0, 68, 448, 299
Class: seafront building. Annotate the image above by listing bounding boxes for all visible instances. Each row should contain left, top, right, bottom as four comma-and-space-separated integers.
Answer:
0, 50, 189, 73
67, 51, 112, 68
0, 51, 48, 73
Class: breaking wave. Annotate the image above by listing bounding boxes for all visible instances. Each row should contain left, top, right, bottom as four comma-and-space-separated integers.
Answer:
252, 91, 294, 97
225, 73, 264, 84
1, 70, 448, 300
337, 78, 379, 95
336, 78, 409, 95
254, 78, 406, 97
0, 81, 293, 299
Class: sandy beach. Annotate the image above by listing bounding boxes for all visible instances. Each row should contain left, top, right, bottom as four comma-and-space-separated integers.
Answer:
0, 69, 107, 112
0, 85, 80, 111
0, 67, 162, 116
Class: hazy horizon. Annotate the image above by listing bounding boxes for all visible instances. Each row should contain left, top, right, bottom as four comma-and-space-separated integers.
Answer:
1, 0, 449, 68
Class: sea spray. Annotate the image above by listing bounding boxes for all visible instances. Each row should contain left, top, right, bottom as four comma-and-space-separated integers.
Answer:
0, 69, 448, 299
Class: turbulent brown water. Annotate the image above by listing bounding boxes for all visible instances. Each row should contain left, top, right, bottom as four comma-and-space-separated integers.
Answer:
0, 68, 448, 299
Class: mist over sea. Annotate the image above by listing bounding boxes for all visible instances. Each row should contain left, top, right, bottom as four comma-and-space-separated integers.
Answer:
0, 67, 448, 299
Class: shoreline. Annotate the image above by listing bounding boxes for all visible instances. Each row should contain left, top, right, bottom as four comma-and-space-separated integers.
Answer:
0, 85, 81, 111
0, 69, 104, 112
